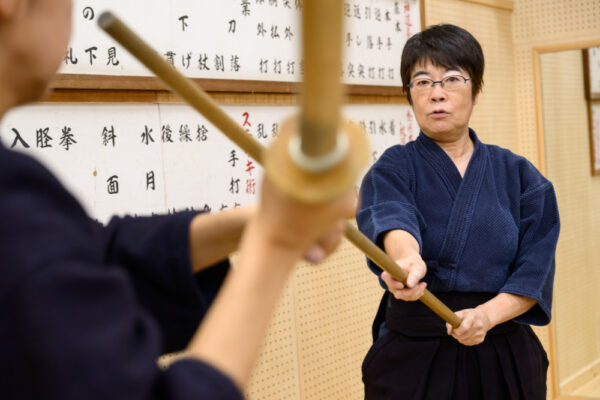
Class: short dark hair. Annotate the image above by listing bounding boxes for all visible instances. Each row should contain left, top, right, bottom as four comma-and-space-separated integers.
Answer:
400, 24, 484, 104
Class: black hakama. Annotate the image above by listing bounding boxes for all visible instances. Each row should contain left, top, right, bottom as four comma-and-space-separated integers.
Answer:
362, 292, 548, 400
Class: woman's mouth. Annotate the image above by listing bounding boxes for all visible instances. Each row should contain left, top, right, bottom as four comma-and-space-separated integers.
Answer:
430, 110, 449, 118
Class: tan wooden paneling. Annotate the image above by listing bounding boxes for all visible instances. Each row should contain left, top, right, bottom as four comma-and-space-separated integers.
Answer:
513, 0, 600, 398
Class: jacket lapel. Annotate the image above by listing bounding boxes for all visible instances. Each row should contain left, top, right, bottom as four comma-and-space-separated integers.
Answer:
416, 130, 488, 289
415, 132, 463, 200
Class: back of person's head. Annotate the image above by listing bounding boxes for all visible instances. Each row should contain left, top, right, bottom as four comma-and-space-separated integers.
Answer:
400, 24, 484, 104
0, 0, 73, 107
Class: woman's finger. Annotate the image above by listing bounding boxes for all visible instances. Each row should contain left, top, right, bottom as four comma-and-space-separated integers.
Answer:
318, 221, 344, 254
406, 262, 427, 287
392, 282, 426, 301
381, 271, 405, 290
303, 221, 345, 264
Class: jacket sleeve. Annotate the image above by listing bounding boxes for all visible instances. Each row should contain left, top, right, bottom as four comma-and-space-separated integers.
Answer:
0, 145, 241, 400
356, 151, 424, 278
98, 213, 230, 352
2, 260, 242, 400
500, 179, 560, 326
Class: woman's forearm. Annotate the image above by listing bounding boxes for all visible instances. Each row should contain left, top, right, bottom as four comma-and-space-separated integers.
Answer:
183, 177, 354, 388
383, 229, 420, 260
188, 206, 256, 273
477, 292, 537, 328
184, 219, 302, 388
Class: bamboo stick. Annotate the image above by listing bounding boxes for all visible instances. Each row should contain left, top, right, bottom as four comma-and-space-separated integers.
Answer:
300, 0, 344, 158
98, 11, 462, 328
343, 225, 462, 327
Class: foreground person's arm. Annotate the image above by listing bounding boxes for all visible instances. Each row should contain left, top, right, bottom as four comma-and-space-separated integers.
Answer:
185, 179, 355, 388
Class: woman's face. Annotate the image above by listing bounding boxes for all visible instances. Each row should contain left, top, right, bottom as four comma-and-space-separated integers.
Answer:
408, 60, 477, 143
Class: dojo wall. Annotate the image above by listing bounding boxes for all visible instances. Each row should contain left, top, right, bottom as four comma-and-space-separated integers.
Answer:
512, 0, 600, 398
541, 49, 600, 395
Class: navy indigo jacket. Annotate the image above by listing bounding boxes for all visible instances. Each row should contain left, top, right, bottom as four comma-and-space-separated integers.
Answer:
0, 142, 242, 399
357, 130, 560, 326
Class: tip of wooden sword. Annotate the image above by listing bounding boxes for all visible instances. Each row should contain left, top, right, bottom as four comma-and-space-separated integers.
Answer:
97, 11, 116, 30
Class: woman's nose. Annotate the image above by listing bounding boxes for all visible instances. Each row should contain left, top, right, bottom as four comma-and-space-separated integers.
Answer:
429, 83, 447, 102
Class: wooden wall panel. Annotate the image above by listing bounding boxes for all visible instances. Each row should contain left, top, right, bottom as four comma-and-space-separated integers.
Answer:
513, 0, 600, 398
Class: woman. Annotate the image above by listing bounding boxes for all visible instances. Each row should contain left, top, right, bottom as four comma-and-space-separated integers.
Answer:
357, 24, 559, 399
0, 1, 354, 399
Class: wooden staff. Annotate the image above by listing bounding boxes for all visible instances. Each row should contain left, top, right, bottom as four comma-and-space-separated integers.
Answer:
98, 11, 462, 328
344, 225, 462, 327
300, 0, 343, 159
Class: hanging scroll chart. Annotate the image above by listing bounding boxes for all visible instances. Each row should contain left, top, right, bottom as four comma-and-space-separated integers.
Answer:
0, 104, 418, 222
585, 46, 600, 99
591, 102, 600, 174
57, 0, 421, 91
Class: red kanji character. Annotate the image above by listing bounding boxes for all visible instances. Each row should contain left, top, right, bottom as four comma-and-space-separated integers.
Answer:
245, 160, 255, 176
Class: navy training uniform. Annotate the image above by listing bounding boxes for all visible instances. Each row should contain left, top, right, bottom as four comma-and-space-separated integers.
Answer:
0, 142, 242, 400
357, 130, 560, 399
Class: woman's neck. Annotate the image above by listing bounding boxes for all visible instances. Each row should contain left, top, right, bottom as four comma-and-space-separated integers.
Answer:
431, 131, 474, 177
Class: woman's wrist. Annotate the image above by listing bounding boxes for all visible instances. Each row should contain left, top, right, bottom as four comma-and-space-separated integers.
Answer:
236, 217, 305, 277
383, 230, 421, 260
474, 303, 496, 329
476, 293, 536, 329
250, 207, 315, 254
